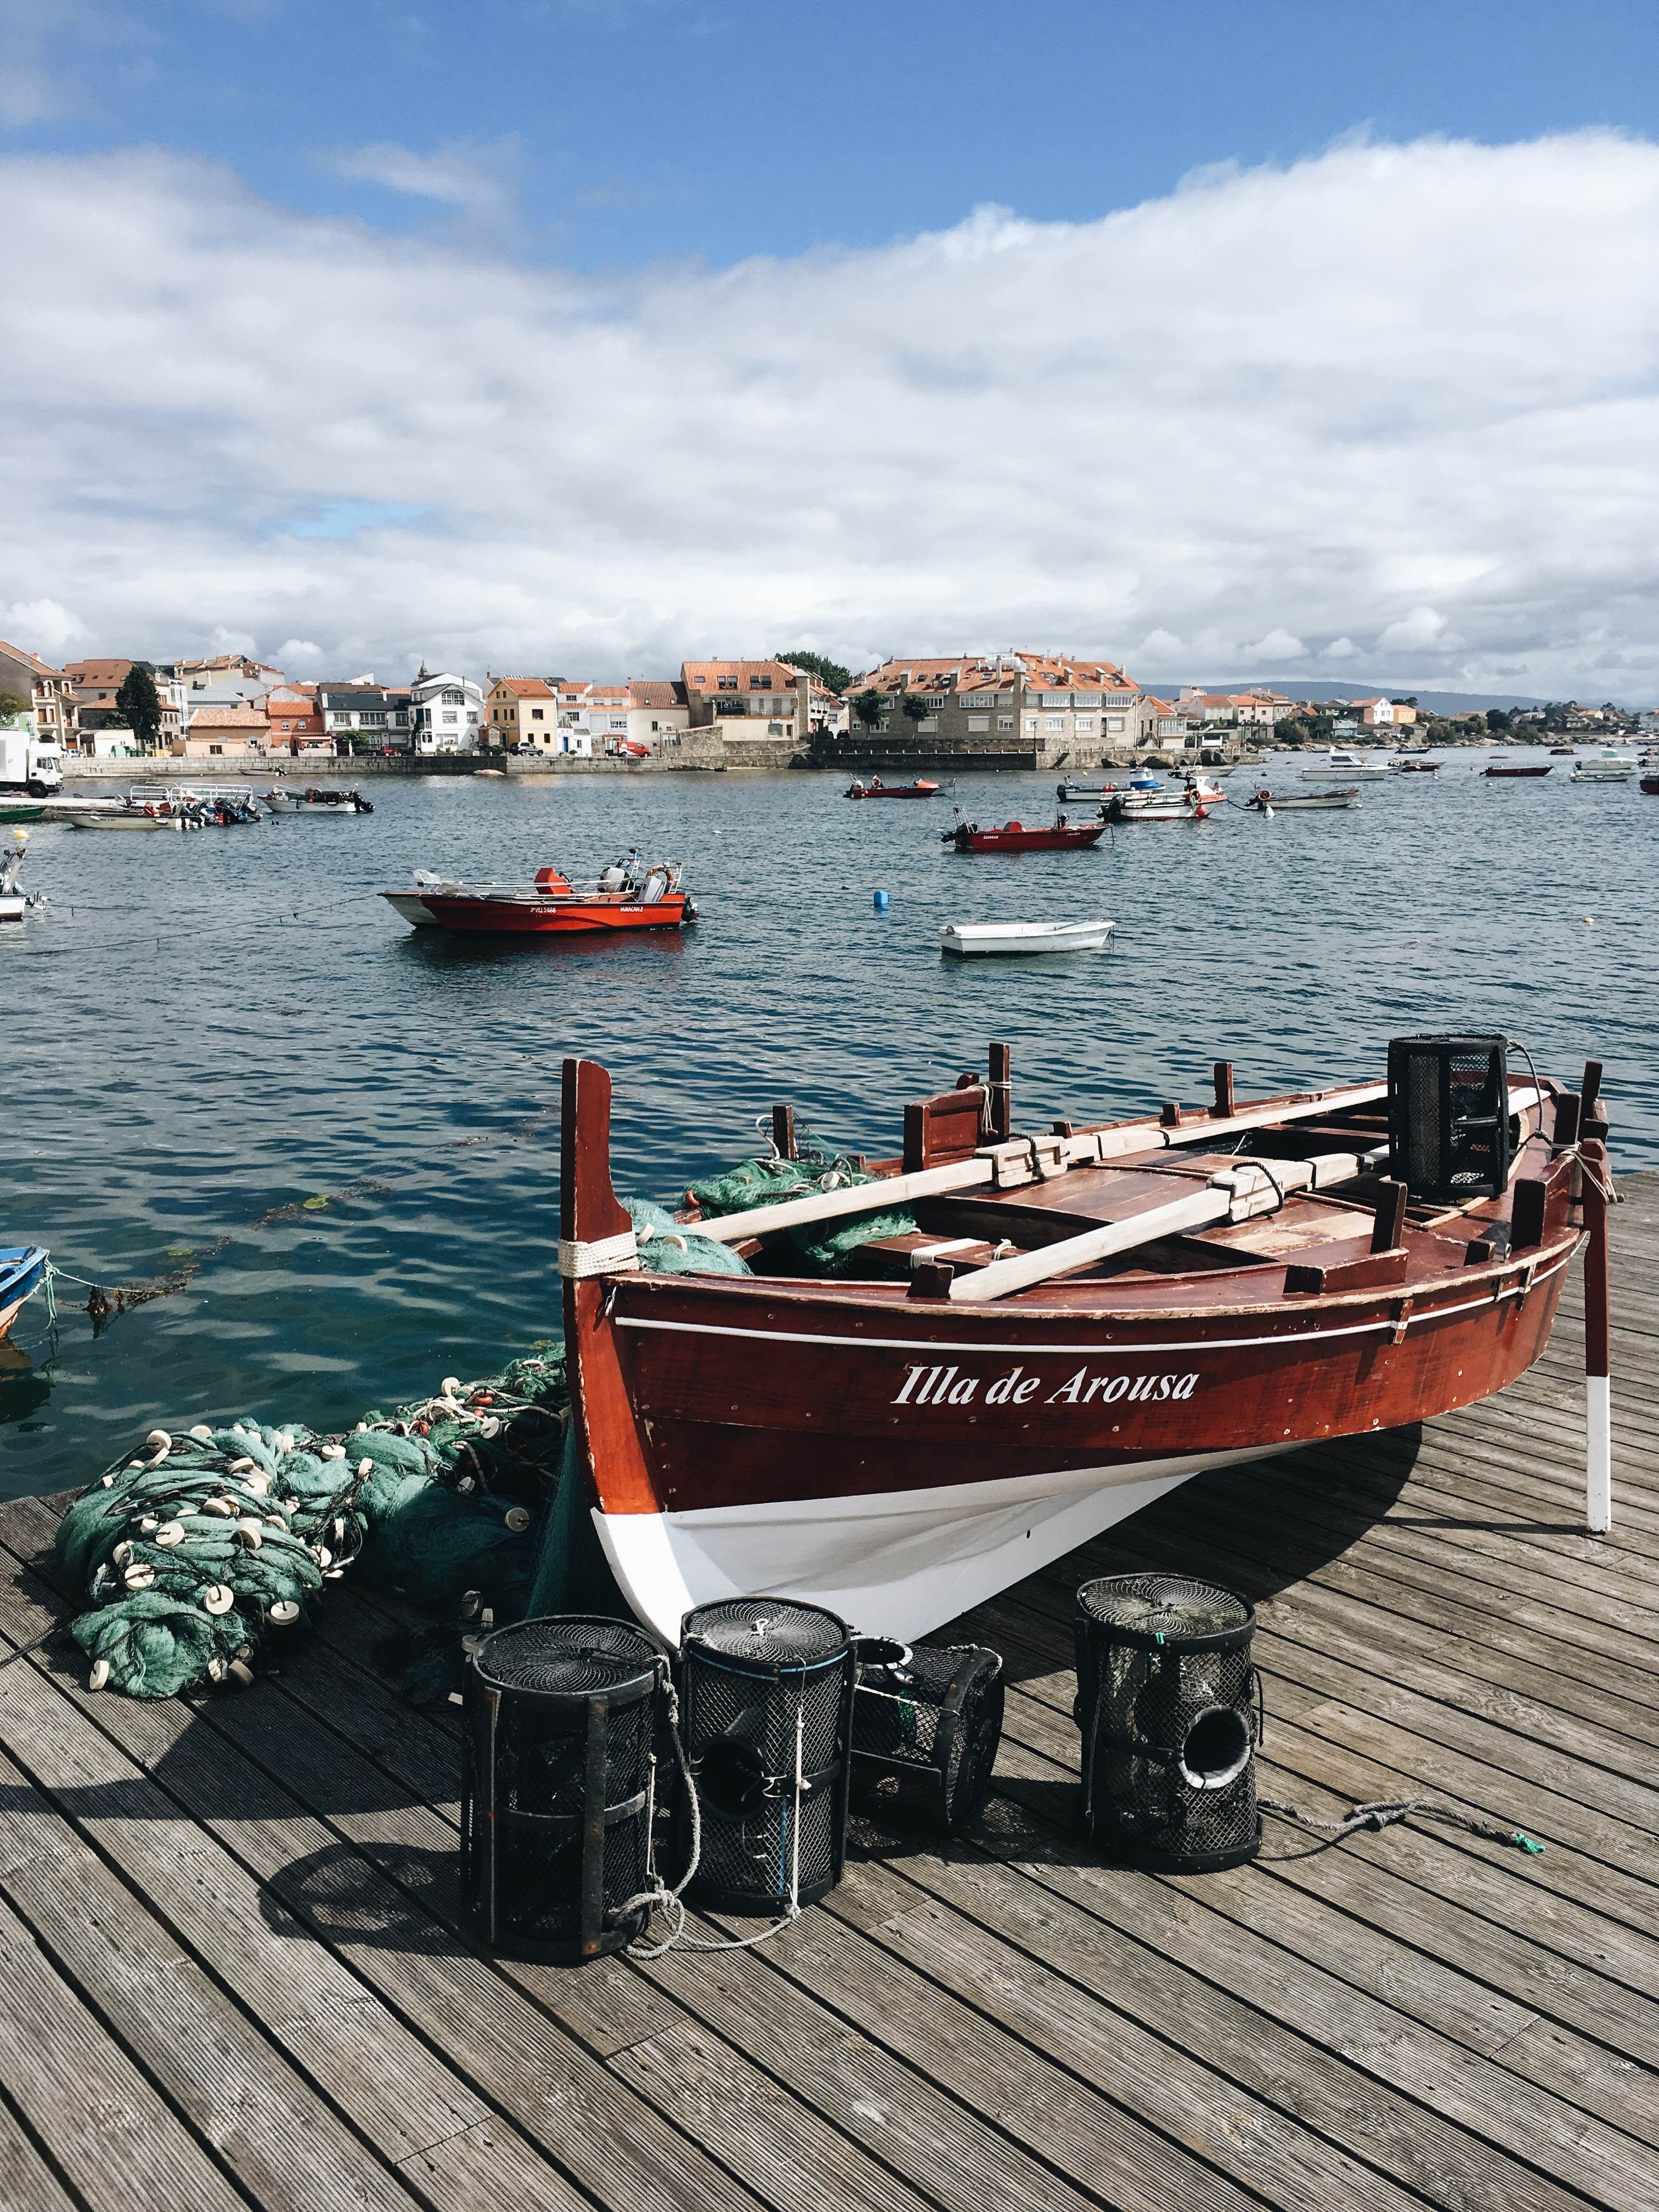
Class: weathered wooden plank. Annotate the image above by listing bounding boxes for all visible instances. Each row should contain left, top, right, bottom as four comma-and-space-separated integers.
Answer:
0, 1887, 250, 2212
0, 1742, 428, 2212
0, 2104, 79, 2212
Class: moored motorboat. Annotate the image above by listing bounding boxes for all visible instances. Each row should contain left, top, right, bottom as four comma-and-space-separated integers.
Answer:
556, 1037, 1594, 1643
1102, 790, 1214, 822
1571, 753, 1635, 783
1389, 758, 1439, 774
64, 799, 186, 830
1299, 748, 1392, 781
944, 812, 1106, 853
846, 776, 941, 799
383, 857, 696, 934
0, 831, 42, 922
1246, 786, 1357, 812
1482, 763, 1551, 778
263, 786, 375, 814
939, 918, 1114, 957
0, 1245, 48, 1340
1641, 774, 1659, 797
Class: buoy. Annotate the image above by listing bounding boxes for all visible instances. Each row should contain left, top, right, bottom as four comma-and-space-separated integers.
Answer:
123, 1563, 155, 1590
234, 1520, 263, 1549
207, 1655, 228, 1681
873, 890, 889, 911
356, 1458, 372, 1479
1263, 803, 1276, 819
315, 1545, 332, 1568
202, 1585, 235, 1615
155, 1522, 184, 1548
1583, 915, 1595, 926
320, 1442, 346, 1460
460, 1590, 481, 1619
227, 1660, 255, 1689
505, 1506, 532, 1533
138, 1517, 158, 1534
202, 1497, 235, 1518
101, 1474, 116, 1487
268, 1600, 301, 1626
145, 1429, 171, 1451
189, 1424, 213, 1441
111, 1540, 132, 1566
240, 1469, 270, 1497
441, 1375, 461, 1397
228, 1456, 255, 1474
88, 1659, 111, 1691
478, 1416, 501, 1438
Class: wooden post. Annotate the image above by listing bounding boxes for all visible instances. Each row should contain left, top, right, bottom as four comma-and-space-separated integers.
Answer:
771, 1103, 797, 1161
1583, 1133, 1612, 1535
988, 1042, 1012, 1143
1369, 1177, 1407, 1255
1212, 1061, 1235, 1120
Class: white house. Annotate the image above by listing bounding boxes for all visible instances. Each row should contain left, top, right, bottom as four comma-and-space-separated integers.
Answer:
410, 669, 484, 752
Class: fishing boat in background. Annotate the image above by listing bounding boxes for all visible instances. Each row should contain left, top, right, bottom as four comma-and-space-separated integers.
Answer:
1300, 748, 1392, 781
556, 1038, 1592, 1642
1570, 754, 1636, 783
1483, 762, 1552, 779
1389, 758, 1439, 774
845, 776, 941, 799
63, 798, 187, 831
940, 918, 1114, 958
382, 857, 696, 935
944, 812, 1106, 854
263, 786, 375, 814
1550, 744, 1577, 756
0, 1246, 48, 1340
1102, 789, 1214, 823
1641, 774, 1659, 797
1246, 787, 1358, 813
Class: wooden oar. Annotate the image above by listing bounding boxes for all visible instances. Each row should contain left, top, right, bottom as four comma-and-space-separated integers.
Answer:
944, 1147, 1387, 1304
693, 1081, 1391, 1245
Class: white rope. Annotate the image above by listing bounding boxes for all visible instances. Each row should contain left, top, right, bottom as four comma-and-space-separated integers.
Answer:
558, 1229, 640, 1279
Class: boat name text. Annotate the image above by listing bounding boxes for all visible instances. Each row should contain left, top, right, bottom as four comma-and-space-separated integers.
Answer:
892, 1363, 1200, 1409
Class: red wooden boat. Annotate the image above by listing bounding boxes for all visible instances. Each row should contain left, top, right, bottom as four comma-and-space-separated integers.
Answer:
1483, 764, 1551, 778
382, 859, 695, 935
558, 1042, 1603, 1643
845, 776, 941, 799
945, 814, 1106, 853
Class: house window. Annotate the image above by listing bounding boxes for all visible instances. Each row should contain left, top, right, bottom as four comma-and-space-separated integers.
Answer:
608, 717, 627, 731
1107, 716, 1125, 733
531, 708, 544, 720
966, 716, 990, 732
1074, 693, 1101, 708
997, 715, 1014, 732
1075, 716, 1094, 734
768, 721, 787, 736
1042, 692, 1070, 707
442, 712, 458, 725
1024, 717, 1037, 734
1045, 716, 1065, 732
717, 675, 738, 690
925, 694, 947, 709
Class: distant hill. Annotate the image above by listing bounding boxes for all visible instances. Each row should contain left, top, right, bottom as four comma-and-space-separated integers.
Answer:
1183, 681, 1553, 715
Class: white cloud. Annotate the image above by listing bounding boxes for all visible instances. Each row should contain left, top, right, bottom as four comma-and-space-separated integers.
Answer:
329, 138, 522, 233
274, 637, 324, 667
1240, 627, 1306, 664
1, 597, 88, 655
4, 133, 1659, 692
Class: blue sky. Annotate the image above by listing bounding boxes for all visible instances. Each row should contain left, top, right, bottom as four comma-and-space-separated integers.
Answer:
6, 3, 1659, 692
16, 0, 1659, 270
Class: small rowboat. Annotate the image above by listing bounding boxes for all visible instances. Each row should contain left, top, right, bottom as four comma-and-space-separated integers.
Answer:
0, 1246, 47, 1341
1246, 787, 1357, 812
939, 918, 1114, 957
1102, 792, 1214, 822
945, 815, 1106, 853
383, 859, 696, 935
1483, 763, 1551, 779
0, 802, 46, 825
557, 1039, 1591, 1643
63, 803, 184, 830
263, 786, 374, 814
1390, 759, 1439, 774
846, 777, 940, 799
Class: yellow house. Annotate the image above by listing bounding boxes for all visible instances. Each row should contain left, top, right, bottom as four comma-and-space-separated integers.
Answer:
484, 677, 558, 747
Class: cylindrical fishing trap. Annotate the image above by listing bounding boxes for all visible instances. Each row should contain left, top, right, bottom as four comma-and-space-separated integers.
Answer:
461, 1616, 665, 1961
1073, 1575, 1260, 1872
1386, 1032, 1511, 1204
850, 1638, 1004, 1833
678, 1598, 855, 1914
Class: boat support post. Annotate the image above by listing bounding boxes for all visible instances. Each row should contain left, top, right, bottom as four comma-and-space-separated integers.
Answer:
1581, 1060, 1612, 1535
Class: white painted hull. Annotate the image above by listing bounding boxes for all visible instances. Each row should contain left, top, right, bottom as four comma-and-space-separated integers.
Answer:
383, 892, 441, 927
594, 1444, 1269, 1645
940, 919, 1113, 957
64, 813, 182, 831
263, 795, 366, 814
1571, 768, 1633, 782
0, 895, 25, 923
1300, 765, 1390, 781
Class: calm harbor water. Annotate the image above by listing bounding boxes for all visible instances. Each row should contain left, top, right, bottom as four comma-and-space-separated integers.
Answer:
3, 759, 1654, 1498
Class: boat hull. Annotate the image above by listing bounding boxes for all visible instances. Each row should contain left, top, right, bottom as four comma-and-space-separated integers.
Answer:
0, 1249, 46, 1341
940, 919, 1114, 956
64, 812, 182, 830
387, 890, 691, 934
573, 1233, 1573, 1643
951, 826, 1106, 853
1248, 790, 1357, 811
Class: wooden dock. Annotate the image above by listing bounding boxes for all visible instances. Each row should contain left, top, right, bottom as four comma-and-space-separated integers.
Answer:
0, 1182, 1655, 2212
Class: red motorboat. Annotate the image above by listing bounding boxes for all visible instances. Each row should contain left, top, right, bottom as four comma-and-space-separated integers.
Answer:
846, 776, 941, 799
945, 812, 1106, 853
557, 1039, 1602, 1643
1483, 763, 1551, 778
382, 858, 695, 935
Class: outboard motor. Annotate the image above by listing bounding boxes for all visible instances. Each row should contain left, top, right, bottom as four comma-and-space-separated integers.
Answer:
1387, 1034, 1511, 1205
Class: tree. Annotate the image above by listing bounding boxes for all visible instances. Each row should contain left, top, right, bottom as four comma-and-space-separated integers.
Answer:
1309, 712, 1335, 743
1278, 716, 1310, 746
1390, 696, 1418, 708
1542, 701, 1568, 733
1485, 708, 1511, 734
899, 692, 929, 725
0, 689, 29, 726
777, 650, 852, 695
116, 663, 163, 749
852, 689, 885, 730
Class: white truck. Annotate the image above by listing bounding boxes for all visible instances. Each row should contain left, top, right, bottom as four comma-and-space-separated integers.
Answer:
0, 730, 64, 794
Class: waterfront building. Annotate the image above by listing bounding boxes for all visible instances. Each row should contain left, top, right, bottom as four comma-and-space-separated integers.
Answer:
410, 669, 484, 752
837, 651, 1142, 768
317, 682, 411, 746
173, 703, 269, 758
484, 677, 563, 749
1347, 695, 1418, 729
681, 660, 815, 748
0, 640, 61, 720
265, 683, 329, 751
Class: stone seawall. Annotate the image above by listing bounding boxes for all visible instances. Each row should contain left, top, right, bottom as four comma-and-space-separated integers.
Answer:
59, 744, 815, 781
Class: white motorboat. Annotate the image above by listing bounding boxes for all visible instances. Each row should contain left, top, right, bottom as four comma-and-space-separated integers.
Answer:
1246, 786, 1359, 813
1299, 747, 1392, 781
262, 785, 374, 814
0, 831, 41, 921
1571, 752, 1636, 783
939, 918, 1115, 958
63, 803, 184, 830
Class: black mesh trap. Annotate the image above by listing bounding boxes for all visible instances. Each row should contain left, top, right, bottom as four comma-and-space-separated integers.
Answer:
1073, 1575, 1261, 1872
461, 1616, 665, 1961
850, 1638, 1004, 1833
678, 1598, 855, 1914
1387, 1034, 1510, 1205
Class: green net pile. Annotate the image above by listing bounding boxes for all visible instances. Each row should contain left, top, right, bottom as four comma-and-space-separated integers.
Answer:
686, 1154, 916, 1274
